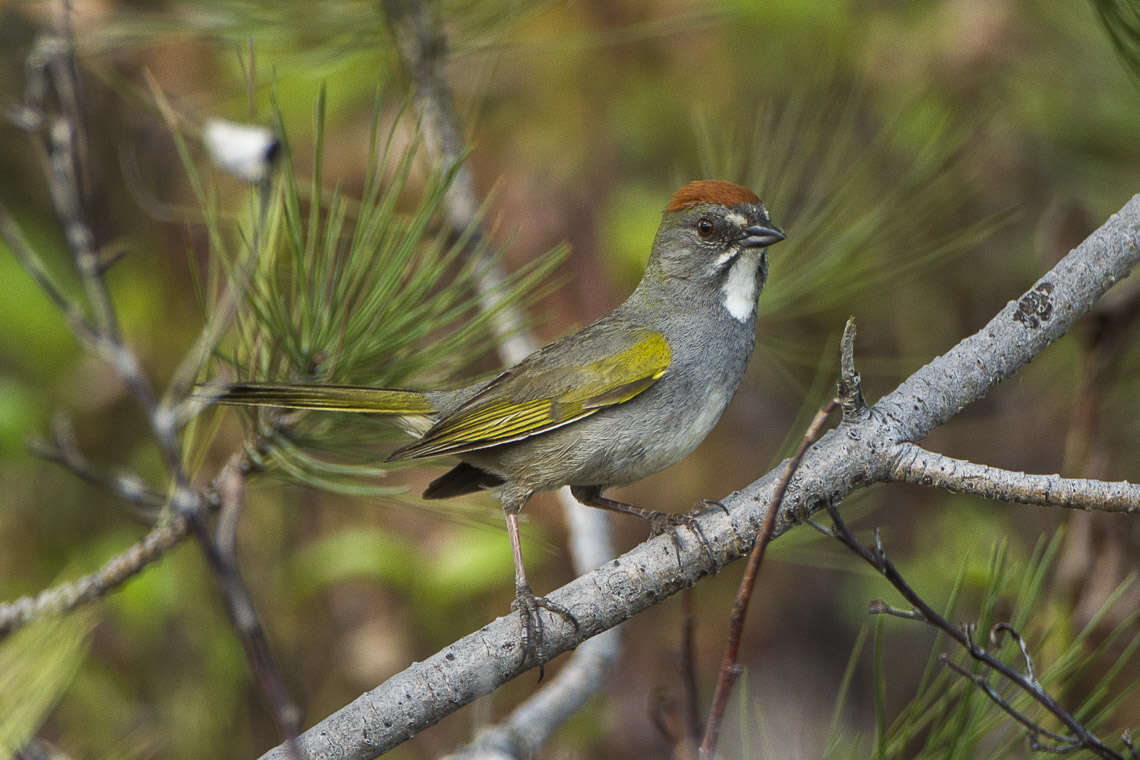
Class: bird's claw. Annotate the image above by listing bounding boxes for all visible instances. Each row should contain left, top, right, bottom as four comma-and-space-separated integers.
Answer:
646, 510, 715, 564
700, 498, 730, 516
787, 500, 814, 527
512, 585, 579, 679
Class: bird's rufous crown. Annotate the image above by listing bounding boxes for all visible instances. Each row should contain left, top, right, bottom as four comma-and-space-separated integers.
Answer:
665, 180, 760, 212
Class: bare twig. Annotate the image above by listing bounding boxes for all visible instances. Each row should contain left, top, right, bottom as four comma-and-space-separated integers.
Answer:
28, 415, 165, 517
185, 468, 303, 756
0, 199, 98, 343
0, 517, 188, 638
990, 623, 1039, 689
891, 444, 1140, 513
816, 502, 1124, 759
699, 400, 837, 759
23, 32, 180, 479
866, 600, 925, 621
939, 658, 1080, 752
680, 589, 702, 754
0, 432, 280, 641
837, 317, 867, 422
28, 30, 116, 341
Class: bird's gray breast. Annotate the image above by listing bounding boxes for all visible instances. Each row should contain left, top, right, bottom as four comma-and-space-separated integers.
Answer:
592, 305, 757, 483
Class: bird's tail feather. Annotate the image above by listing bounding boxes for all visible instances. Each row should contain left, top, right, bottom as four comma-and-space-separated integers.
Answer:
197, 383, 436, 415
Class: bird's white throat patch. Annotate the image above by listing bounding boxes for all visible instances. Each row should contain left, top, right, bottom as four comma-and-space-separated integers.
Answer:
721, 250, 760, 322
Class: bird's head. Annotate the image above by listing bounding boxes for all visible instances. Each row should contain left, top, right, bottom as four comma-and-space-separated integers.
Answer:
644, 180, 784, 320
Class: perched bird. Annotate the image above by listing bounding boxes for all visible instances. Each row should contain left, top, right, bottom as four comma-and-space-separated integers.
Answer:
201, 180, 784, 663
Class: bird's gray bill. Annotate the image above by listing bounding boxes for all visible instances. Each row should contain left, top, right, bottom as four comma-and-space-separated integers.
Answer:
740, 223, 785, 248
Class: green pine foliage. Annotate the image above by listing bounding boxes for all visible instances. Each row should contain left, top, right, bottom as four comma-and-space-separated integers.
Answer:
188, 89, 564, 496
1093, 0, 1140, 90
814, 531, 1140, 760
0, 614, 92, 757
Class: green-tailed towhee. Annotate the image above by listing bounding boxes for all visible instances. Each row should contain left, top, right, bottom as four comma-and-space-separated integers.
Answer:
200, 179, 784, 663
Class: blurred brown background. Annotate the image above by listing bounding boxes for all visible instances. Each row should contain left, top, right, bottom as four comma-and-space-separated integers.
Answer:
0, 1, 1138, 758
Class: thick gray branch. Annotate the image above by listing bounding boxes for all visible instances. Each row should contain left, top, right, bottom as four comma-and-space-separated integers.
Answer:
259, 196, 1140, 760
891, 442, 1140, 513
876, 199, 1140, 443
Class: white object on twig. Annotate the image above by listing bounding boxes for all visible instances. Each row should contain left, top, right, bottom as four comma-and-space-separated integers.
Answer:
203, 119, 279, 182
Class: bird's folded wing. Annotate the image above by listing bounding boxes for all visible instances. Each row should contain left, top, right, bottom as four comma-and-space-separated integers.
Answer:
389, 328, 671, 460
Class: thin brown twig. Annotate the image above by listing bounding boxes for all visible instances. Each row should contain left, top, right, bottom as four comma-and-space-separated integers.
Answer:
27, 414, 166, 517
698, 399, 838, 759
189, 465, 303, 757
680, 589, 701, 755
814, 504, 1124, 759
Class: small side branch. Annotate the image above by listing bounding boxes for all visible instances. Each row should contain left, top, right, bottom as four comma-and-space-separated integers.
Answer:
838, 317, 867, 422
25, 31, 119, 342
0, 517, 188, 638
813, 503, 1125, 760
182, 470, 302, 755
28, 414, 165, 517
891, 443, 1140, 514
0, 199, 97, 344
939, 657, 1080, 753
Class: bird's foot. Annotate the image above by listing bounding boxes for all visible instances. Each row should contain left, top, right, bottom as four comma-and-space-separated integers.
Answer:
645, 510, 715, 564
512, 583, 579, 679
700, 498, 730, 516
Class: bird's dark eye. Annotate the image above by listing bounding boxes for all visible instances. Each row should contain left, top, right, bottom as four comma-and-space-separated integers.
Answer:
696, 217, 715, 239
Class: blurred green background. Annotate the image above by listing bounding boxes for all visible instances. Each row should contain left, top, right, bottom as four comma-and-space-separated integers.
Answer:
1, 1, 1138, 758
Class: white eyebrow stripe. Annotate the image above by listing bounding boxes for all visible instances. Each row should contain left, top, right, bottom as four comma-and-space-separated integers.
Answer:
725, 211, 748, 228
